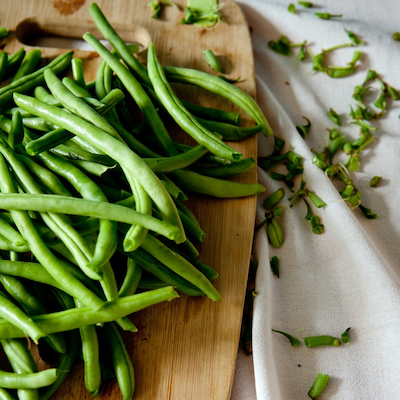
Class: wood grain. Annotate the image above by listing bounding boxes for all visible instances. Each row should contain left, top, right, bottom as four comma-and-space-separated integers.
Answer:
0, 1, 258, 399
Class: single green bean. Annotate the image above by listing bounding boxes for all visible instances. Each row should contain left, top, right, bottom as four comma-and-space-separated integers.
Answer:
193, 157, 256, 178
180, 99, 240, 125
33, 86, 61, 107
118, 259, 142, 297
75, 299, 101, 397
0, 286, 179, 339
0, 368, 58, 389
71, 57, 86, 88
0, 291, 45, 344
143, 143, 209, 172
0, 52, 8, 83
38, 330, 79, 400
101, 322, 135, 400
197, 117, 261, 140
9, 111, 24, 150
171, 169, 265, 198
0, 192, 180, 241
0, 387, 15, 400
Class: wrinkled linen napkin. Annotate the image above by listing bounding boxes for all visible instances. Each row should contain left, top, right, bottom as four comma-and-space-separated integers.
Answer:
230, 1, 400, 399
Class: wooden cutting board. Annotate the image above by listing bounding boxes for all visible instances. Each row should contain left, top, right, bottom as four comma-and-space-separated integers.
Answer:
0, 0, 258, 398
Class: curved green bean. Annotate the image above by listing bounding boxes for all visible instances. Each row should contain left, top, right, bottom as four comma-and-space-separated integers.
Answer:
0, 286, 179, 339
75, 299, 101, 397
0, 368, 58, 389
164, 65, 273, 137
0, 193, 180, 241
171, 169, 266, 198
193, 157, 256, 178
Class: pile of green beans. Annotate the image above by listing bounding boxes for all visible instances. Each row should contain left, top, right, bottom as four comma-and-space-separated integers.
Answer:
0, 2, 270, 398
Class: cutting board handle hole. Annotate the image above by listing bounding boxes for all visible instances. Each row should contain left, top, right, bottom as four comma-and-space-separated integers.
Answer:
15, 17, 151, 52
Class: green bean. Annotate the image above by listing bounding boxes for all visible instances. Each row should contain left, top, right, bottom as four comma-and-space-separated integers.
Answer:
171, 169, 265, 198
11, 48, 42, 82
19, 155, 72, 196
304, 335, 341, 347
34, 149, 117, 272
164, 65, 273, 137
158, 173, 188, 201
0, 291, 45, 344
148, 42, 242, 162
203, 49, 224, 73
45, 69, 120, 140
0, 52, 8, 83
118, 259, 142, 297
0, 51, 73, 110
180, 99, 240, 125
308, 373, 330, 399
75, 299, 101, 397
193, 157, 256, 178
101, 322, 135, 400
83, 32, 178, 157
121, 244, 204, 297
0, 137, 98, 279
21, 117, 56, 132
14, 93, 186, 243
0, 275, 66, 354
143, 143, 209, 172
0, 154, 105, 310
89, 2, 149, 86
140, 234, 221, 300
9, 110, 24, 150
4, 48, 25, 80
63, 78, 104, 109
0, 192, 180, 242
38, 330, 79, 400
4, 107, 34, 118
0, 216, 27, 248
0, 286, 179, 339
33, 86, 61, 107
71, 57, 86, 88
1, 338, 39, 399
0, 368, 58, 389
266, 219, 284, 248
50, 142, 115, 166
197, 117, 261, 140
0, 387, 15, 400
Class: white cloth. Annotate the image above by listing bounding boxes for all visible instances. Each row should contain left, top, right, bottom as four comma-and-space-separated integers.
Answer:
231, 1, 400, 399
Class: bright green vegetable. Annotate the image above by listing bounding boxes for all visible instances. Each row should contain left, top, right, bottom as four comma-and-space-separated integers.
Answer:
308, 373, 330, 399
